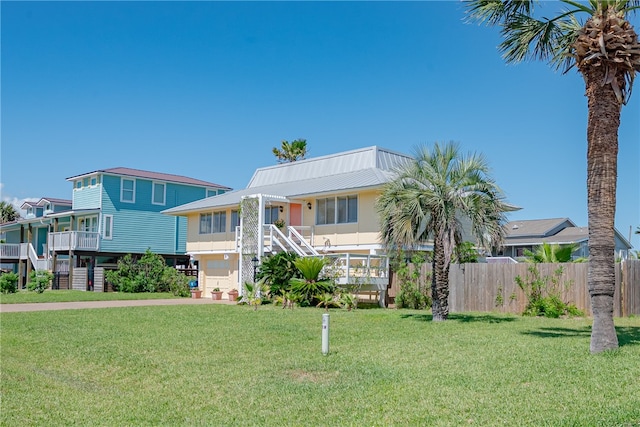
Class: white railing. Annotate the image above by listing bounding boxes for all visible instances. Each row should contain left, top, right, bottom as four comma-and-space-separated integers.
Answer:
27, 243, 50, 271
49, 231, 100, 252
264, 225, 305, 256
286, 226, 318, 256
0, 243, 26, 259
321, 253, 390, 287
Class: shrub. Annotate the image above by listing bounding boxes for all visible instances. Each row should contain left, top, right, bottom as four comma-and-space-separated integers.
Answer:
0, 272, 19, 294
162, 267, 190, 297
106, 250, 190, 296
515, 265, 584, 318
393, 253, 431, 309
27, 270, 53, 294
257, 252, 300, 296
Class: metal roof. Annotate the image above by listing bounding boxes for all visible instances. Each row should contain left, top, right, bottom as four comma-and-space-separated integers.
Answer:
246, 146, 411, 188
164, 167, 396, 215
66, 167, 231, 190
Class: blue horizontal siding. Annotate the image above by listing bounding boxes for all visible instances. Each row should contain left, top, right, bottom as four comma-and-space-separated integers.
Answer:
99, 174, 209, 255
73, 185, 101, 209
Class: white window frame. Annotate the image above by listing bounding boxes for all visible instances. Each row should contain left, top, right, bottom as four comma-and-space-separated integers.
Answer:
103, 215, 113, 240
152, 182, 166, 206
120, 178, 136, 203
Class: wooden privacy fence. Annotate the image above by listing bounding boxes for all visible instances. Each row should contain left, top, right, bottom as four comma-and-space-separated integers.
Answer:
389, 260, 640, 317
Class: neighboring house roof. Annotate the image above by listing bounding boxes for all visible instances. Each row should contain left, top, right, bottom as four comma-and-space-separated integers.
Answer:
36, 197, 72, 207
66, 167, 232, 190
163, 146, 412, 215
503, 218, 632, 250
506, 218, 576, 238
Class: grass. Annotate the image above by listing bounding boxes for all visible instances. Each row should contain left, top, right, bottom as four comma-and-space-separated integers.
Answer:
0, 290, 181, 304
1, 305, 639, 426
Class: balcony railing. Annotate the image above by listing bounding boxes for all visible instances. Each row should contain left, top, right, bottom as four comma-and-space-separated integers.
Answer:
49, 231, 100, 252
0, 243, 28, 260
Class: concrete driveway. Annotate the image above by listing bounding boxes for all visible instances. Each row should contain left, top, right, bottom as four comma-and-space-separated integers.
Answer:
0, 298, 235, 313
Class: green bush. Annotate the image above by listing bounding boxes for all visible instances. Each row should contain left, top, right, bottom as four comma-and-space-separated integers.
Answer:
27, 270, 53, 294
393, 253, 431, 309
162, 268, 190, 297
515, 265, 584, 318
106, 250, 190, 296
257, 252, 301, 296
0, 272, 19, 294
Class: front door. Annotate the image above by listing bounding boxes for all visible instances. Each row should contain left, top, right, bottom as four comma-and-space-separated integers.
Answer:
290, 204, 302, 227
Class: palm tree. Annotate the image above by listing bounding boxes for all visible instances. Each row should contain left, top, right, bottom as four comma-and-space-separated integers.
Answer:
0, 201, 20, 223
465, 0, 640, 353
272, 139, 307, 163
376, 142, 511, 321
523, 242, 580, 263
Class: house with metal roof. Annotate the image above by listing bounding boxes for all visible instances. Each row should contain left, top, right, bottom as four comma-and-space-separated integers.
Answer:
163, 146, 414, 304
495, 217, 632, 260
0, 168, 231, 289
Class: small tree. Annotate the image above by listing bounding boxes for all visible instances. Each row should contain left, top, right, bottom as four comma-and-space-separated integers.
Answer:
0, 272, 19, 294
27, 270, 53, 294
289, 257, 334, 306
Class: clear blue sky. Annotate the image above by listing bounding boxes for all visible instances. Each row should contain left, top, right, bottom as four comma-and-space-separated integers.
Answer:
1, 1, 638, 248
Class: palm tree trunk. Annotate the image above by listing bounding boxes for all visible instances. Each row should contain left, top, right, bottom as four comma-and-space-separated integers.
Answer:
584, 65, 620, 353
431, 237, 450, 321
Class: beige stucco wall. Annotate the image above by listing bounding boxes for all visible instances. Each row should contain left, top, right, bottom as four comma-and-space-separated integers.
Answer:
309, 190, 382, 248
185, 211, 238, 253
198, 253, 239, 298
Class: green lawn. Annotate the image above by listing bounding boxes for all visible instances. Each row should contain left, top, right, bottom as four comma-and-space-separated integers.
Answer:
1, 305, 639, 426
0, 290, 181, 304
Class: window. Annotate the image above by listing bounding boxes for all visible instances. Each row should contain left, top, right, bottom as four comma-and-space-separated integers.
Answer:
199, 212, 226, 234
199, 213, 212, 234
317, 195, 357, 225
337, 195, 358, 223
121, 178, 135, 203
152, 182, 166, 205
231, 210, 240, 232
212, 212, 226, 233
264, 206, 279, 224
76, 180, 82, 189
103, 215, 113, 239
206, 189, 219, 198
83, 177, 89, 187
90, 176, 97, 186
316, 198, 336, 225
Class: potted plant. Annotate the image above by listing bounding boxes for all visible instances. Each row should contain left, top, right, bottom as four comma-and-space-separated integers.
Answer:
211, 287, 223, 300
227, 288, 239, 301
274, 218, 285, 230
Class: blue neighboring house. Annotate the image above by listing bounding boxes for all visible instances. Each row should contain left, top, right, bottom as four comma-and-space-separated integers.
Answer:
0, 168, 231, 290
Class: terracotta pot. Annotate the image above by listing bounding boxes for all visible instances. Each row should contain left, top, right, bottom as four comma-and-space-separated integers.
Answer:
228, 290, 239, 301
211, 291, 223, 300
190, 290, 202, 299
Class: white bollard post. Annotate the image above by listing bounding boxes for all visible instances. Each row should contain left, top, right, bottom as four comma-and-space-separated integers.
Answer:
322, 313, 330, 355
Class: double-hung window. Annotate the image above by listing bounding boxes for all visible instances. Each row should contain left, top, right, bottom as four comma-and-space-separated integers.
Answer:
337, 195, 358, 223
200, 212, 226, 234
212, 212, 226, 233
152, 182, 166, 205
121, 178, 135, 203
316, 195, 357, 225
230, 210, 240, 232
199, 213, 212, 234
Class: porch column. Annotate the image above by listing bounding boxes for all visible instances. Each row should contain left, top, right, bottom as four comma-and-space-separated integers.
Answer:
26, 224, 32, 281
68, 215, 74, 288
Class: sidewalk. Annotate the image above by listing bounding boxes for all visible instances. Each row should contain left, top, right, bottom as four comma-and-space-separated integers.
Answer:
0, 298, 236, 313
